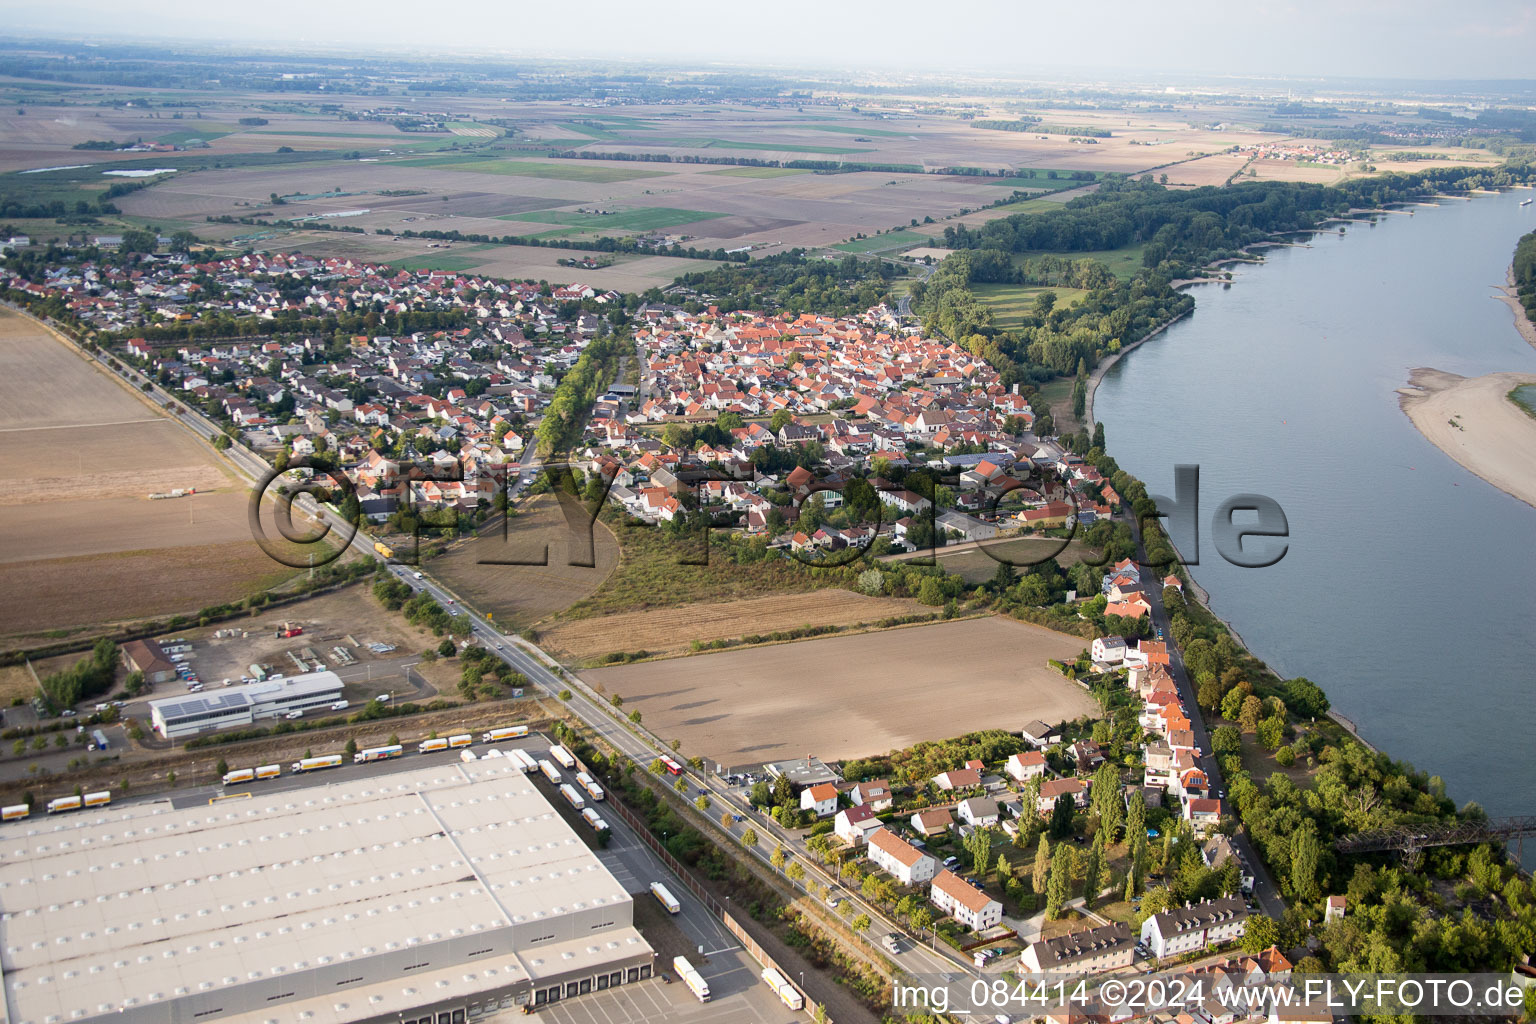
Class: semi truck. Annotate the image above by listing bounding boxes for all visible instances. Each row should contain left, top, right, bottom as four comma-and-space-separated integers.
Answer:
374, 541, 394, 559
508, 748, 540, 772
559, 783, 585, 810
255, 764, 281, 780
418, 738, 450, 754
292, 754, 344, 773
83, 791, 110, 808
447, 733, 472, 749
579, 808, 609, 831
650, 881, 680, 914
761, 968, 804, 1010
673, 956, 709, 1003
354, 744, 404, 763
47, 796, 83, 814
2, 804, 30, 822
538, 760, 562, 785
549, 744, 576, 769
482, 726, 528, 743
222, 768, 256, 786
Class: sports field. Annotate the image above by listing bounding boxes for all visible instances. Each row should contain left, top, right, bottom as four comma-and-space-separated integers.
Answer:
585, 616, 1093, 766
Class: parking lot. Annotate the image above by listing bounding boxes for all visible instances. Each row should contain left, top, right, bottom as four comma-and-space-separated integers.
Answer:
483, 951, 800, 1024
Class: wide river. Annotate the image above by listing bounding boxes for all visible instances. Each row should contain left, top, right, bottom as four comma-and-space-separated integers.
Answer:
1095, 187, 1536, 840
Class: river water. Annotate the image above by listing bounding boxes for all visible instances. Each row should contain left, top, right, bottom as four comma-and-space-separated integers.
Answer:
1094, 188, 1536, 839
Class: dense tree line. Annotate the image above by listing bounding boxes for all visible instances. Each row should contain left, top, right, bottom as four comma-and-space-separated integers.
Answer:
385, 226, 747, 262
672, 251, 900, 315
535, 332, 630, 456
1514, 229, 1536, 321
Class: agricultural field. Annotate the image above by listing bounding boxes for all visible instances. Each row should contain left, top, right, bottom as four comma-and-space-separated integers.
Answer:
1162, 152, 1253, 187
2, 91, 1293, 265
497, 206, 728, 232
1245, 158, 1349, 184
585, 615, 1095, 767
427, 496, 621, 630
832, 229, 931, 254
535, 590, 928, 663
0, 310, 320, 642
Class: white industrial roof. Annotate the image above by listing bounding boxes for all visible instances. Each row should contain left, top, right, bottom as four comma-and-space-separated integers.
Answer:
0, 759, 637, 1024
148, 670, 342, 722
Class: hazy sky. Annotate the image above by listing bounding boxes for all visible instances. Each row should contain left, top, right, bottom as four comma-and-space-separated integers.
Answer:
8, 0, 1536, 81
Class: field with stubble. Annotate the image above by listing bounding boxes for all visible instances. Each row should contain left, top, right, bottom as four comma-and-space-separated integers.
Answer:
0, 310, 309, 643
535, 590, 928, 662
584, 615, 1094, 767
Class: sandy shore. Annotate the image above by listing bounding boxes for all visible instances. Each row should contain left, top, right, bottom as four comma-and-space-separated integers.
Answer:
1398, 368, 1536, 509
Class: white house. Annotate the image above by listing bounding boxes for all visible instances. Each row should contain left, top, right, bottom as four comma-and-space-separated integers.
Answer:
867, 827, 938, 886
956, 796, 1001, 828
1006, 750, 1048, 782
933, 768, 982, 791
835, 805, 884, 846
930, 869, 1003, 931
1037, 777, 1088, 815
1091, 635, 1128, 665
800, 782, 839, 818
850, 779, 894, 812
1021, 720, 1061, 749
1139, 895, 1248, 959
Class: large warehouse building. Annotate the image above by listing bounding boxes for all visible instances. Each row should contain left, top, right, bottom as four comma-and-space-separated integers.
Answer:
0, 758, 655, 1024
148, 670, 345, 739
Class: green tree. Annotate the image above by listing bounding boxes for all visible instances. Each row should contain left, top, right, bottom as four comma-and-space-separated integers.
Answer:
1091, 761, 1124, 838
437, 637, 456, 657
1212, 724, 1242, 757
851, 913, 870, 934
1049, 793, 1075, 839
1221, 686, 1248, 721
344, 738, 358, 758
741, 827, 758, 847
1045, 845, 1074, 919
215, 758, 228, 777
965, 826, 995, 875
910, 905, 933, 934
1290, 823, 1322, 902
1257, 715, 1286, 751
1034, 835, 1052, 889
1238, 695, 1264, 733
1242, 914, 1282, 954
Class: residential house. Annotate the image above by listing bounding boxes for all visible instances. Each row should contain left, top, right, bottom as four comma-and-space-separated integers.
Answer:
1021, 721, 1061, 749
1069, 740, 1106, 772
850, 779, 894, 812
835, 805, 885, 846
867, 827, 938, 886
1091, 635, 1128, 665
800, 782, 839, 818
930, 869, 1003, 931
1200, 835, 1254, 893
956, 797, 1001, 828
1005, 750, 1048, 783
1139, 895, 1248, 959
1325, 895, 1346, 922
1019, 921, 1134, 975
934, 768, 982, 791
1184, 797, 1222, 836
911, 808, 953, 836
122, 640, 177, 685
1038, 777, 1089, 816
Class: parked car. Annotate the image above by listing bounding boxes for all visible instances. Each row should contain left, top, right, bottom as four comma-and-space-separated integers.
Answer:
942, 856, 958, 867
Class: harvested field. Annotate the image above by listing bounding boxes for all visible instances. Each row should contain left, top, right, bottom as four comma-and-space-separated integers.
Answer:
1247, 159, 1346, 184
585, 616, 1094, 767
1162, 153, 1252, 187
535, 590, 928, 662
0, 310, 306, 637
429, 496, 621, 629
0, 542, 309, 641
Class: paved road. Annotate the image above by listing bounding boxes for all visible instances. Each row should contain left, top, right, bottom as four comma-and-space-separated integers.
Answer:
1129, 515, 1287, 920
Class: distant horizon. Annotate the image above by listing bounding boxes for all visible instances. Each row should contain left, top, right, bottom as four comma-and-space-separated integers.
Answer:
4, 0, 1536, 84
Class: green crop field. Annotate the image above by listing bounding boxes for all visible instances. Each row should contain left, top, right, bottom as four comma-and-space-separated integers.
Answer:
387, 248, 497, 272
247, 129, 412, 140
500, 207, 725, 232
704, 166, 812, 178
556, 121, 622, 140
387, 155, 669, 182
1029, 245, 1146, 280
803, 124, 911, 137
971, 283, 1089, 328
832, 229, 929, 254
979, 197, 1067, 217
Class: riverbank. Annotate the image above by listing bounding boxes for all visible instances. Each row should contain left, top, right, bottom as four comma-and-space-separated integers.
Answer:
1081, 308, 1191, 427
1397, 367, 1536, 510
1497, 263, 1536, 353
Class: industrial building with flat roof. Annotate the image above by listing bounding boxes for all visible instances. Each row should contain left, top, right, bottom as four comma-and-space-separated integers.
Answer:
148, 670, 345, 739
0, 758, 654, 1024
